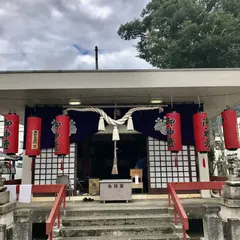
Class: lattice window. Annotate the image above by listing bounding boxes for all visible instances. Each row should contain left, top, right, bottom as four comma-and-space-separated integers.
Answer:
148, 137, 198, 189
34, 143, 76, 187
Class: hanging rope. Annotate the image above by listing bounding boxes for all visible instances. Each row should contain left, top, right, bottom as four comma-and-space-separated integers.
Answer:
65, 106, 164, 175
65, 106, 164, 126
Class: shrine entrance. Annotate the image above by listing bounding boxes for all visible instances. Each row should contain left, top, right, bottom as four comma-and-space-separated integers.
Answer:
76, 134, 148, 194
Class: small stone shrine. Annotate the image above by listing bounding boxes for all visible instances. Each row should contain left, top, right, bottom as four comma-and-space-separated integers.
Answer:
220, 153, 240, 220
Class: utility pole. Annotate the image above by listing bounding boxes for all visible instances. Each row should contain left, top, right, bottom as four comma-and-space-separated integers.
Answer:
95, 46, 99, 70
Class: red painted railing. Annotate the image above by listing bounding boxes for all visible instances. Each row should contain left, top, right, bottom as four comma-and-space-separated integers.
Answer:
46, 184, 66, 240
168, 181, 225, 240
9, 184, 66, 240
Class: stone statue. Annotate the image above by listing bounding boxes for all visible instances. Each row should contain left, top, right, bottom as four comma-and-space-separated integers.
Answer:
226, 153, 240, 186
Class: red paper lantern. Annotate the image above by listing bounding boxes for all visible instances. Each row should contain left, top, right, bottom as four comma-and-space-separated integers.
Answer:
26, 117, 42, 157
55, 115, 70, 155
193, 112, 210, 153
222, 109, 239, 150
3, 111, 19, 154
166, 112, 182, 152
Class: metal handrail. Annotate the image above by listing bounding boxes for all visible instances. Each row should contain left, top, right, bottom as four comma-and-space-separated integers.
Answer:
168, 181, 225, 240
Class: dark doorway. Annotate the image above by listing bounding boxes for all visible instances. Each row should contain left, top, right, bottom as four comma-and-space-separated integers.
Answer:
77, 134, 148, 193
32, 223, 48, 240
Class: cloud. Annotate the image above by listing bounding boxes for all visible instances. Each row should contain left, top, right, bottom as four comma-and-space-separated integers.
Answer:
0, 0, 153, 70
73, 48, 151, 69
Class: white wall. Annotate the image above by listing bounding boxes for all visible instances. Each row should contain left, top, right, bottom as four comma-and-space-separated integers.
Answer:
0, 115, 24, 180
148, 137, 198, 188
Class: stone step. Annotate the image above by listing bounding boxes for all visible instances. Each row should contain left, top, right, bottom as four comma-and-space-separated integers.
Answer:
62, 214, 173, 227
54, 233, 186, 240
65, 207, 173, 217
56, 224, 181, 238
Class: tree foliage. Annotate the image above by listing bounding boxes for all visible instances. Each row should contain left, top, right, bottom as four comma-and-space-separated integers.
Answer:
118, 0, 240, 68
208, 146, 216, 176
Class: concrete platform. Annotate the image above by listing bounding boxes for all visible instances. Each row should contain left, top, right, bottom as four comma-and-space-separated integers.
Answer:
16, 197, 220, 221
30, 193, 201, 202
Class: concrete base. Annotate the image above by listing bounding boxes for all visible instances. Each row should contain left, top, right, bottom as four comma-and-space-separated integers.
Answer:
0, 191, 9, 205
202, 205, 224, 240
13, 209, 33, 240
0, 202, 16, 228
220, 204, 240, 222
0, 224, 6, 240
220, 184, 240, 222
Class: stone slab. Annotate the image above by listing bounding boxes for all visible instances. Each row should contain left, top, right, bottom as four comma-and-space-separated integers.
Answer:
220, 198, 240, 208
57, 224, 181, 238
222, 185, 240, 199
0, 192, 9, 205
54, 234, 188, 240
0, 202, 16, 228
14, 209, 33, 223
203, 204, 221, 215
56, 235, 189, 240
227, 175, 240, 183
62, 214, 172, 227
0, 211, 14, 229
227, 218, 240, 240
219, 205, 240, 222
0, 202, 16, 215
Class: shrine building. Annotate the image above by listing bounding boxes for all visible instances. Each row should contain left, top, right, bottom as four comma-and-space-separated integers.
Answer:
0, 68, 240, 197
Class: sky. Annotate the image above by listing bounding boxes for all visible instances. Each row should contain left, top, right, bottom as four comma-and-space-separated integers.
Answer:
0, 0, 153, 71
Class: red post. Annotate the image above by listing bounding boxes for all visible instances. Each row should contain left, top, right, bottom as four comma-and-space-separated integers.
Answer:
50, 232, 53, 240
174, 205, 178, 224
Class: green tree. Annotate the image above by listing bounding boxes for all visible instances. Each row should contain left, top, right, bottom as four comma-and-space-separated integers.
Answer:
118, 0, 240, 68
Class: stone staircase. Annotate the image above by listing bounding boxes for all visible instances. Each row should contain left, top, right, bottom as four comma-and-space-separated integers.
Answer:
54, 203, 187, 240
